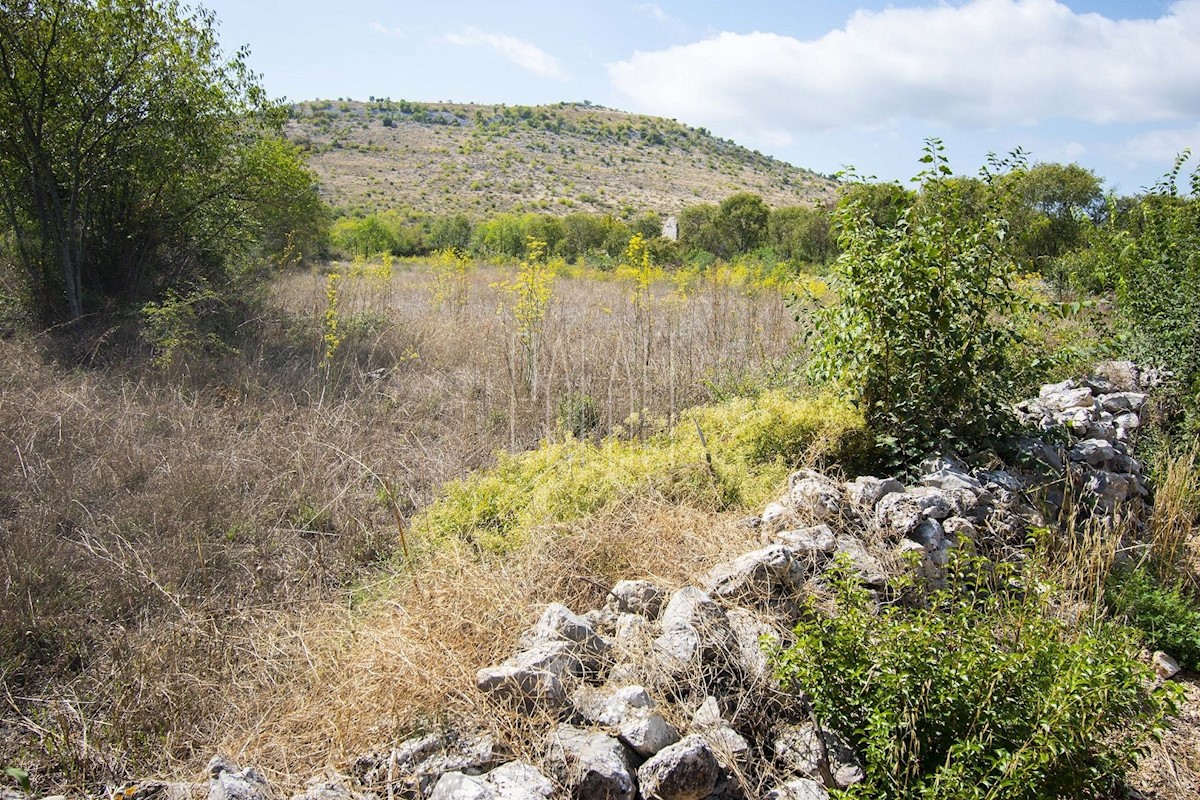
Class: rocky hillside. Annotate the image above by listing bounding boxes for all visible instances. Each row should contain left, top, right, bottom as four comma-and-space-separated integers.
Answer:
285, 100, 837, 217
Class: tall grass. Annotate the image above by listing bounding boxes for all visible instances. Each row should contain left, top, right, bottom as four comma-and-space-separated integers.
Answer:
0, 255, 807, 792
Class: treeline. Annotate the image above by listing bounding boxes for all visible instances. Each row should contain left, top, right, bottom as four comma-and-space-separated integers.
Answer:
329, 160, 1109, 272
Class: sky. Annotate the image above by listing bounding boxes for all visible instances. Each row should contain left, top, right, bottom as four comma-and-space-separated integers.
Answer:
200, 0, 1200, 194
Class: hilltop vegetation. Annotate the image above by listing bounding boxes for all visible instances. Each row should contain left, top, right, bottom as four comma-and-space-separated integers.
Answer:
286, 99, 836, 217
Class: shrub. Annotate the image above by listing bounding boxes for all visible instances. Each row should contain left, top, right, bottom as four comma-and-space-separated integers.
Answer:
775, 556, 1181, 800
414, 390, 865, 552
809, 142, 1030, 467
1105, 564, 1200, 669
1115, 153, 1200, 436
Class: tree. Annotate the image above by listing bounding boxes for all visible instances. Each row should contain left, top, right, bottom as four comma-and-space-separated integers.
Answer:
811, 142, 1027, 465
0, 0, 325, 322
717, 192, 769, 255
999, 162, 1104, 268
768, 205, 836, 265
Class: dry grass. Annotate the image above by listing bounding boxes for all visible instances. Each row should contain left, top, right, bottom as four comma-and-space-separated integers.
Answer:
208, 503, 765, 789
0, 259, 802, 794
288, 100, 836, 216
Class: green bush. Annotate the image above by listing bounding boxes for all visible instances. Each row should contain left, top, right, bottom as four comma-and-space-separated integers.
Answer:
774, 556, 1180, 800
810, 142, 1030, 467
415, 390, 865, 552
1115, 153, 1200, 435
1105, 564, 1200, 670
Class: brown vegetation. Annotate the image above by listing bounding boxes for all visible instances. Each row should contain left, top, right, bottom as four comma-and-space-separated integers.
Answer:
0, 259, 803, 793
288, 101, 837, 216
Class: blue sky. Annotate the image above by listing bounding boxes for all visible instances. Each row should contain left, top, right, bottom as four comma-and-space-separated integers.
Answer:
203, 0, 1199, 194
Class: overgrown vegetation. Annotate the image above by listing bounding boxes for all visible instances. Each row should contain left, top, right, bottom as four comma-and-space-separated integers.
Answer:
809, 142, 1030, 467
776, 556, 1182, 800
0, 0, 327, 326
416, 390, 866, 552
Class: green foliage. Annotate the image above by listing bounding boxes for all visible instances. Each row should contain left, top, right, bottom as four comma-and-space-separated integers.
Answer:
999, 161, 1104, 271
1115, 152, 1200, 434
717, 192, 770, 255
774, 556, 1180, 800
415, 390, 865, 552
1105, 564, 1200, 669
0, 0, 326, 322
768, 205, 836, 266
810, 142, 1030, 466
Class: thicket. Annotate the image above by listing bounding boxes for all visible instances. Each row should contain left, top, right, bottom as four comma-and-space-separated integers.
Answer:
0, 0, 328, 329
775, 556, 1181, 800
809, 142, 1031, 466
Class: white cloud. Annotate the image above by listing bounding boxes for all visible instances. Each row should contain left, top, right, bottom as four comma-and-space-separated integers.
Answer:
443, 27, 567, 80
1120, 124, 1200, 166
370, 21, 402, 36
637, 3, 672, 24
608, 0, 1200, 140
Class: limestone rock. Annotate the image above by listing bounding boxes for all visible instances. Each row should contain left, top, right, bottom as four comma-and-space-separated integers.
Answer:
765, 779, 830, 800
636, 735, 721, 800
702, 544, 807, 604
429, 762, 553, 800
652, 587, 734, 677
208, 756, 272, 800
546, 725, 637, 800
785, 470, 843, 521
845, 476, 905, 509
1153, 651, 1182, 680
607, 580, 668, 619
774, 722, 865, 790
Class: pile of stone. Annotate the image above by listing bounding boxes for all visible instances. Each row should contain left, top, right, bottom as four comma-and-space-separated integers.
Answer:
100, 367, 1163, 800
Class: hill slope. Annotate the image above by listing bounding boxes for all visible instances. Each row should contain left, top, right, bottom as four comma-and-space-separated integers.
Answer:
286, 100, 837, 217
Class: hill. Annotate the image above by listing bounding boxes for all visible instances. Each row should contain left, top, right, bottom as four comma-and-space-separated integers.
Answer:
285, 99, 838, 217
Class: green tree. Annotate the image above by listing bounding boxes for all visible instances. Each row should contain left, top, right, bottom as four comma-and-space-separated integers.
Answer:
0, 0, 325, 322
429, 213, 473, 253
810, 142, 1028, 464
1000, 162, 1104, 269
768, 205, 835, 265
677, 203, 722, 256
717, 192, 769, 255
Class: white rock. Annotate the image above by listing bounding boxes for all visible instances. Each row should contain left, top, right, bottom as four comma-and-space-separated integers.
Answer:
636, 735, 721, 800
1153, 651, 1182, 680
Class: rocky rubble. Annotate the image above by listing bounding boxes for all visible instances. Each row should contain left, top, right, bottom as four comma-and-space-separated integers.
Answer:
97, 365, 1166, 800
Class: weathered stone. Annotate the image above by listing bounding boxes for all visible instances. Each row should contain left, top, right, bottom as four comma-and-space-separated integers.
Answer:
1038, 381, 1095, 412
353, 731, 505, 796
208, 756, 272, 800
291, 779, 373, 800
875, 489, 952, 535
845, 476, 905, 509
765, 779, 830, 800
427, 773, 491, 800
941, 516, 978, 541
774, 722, 865, 790
476, 659, 567, 712
703, 544, 807, 603
546, 725, 637, 800
429, 762, 553, 800
761, 502, 800, 533
727, 607, 782, 681
1153, 651, 1182, 680
1099, 391, 1148, 414
637, 735, 721, 800
785, 470, 843, 521
1069, 438, 1116, 466
920, 455, 983, 492
614, 612, 652, 642
652, 587, 734, 676
690, 697, 751, 765
776, 524, 835, 554
608, 580, 668, 619
618, 708, 682, 758
832, 535, 887, 587
1084, 470, 1132, 511
571, 684, 680, 757
572, 684, 656, 727
520, 604, 613, 668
